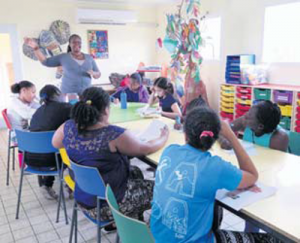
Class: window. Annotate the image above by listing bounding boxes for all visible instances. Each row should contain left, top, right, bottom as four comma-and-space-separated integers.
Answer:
263, 2, 300, 63
200, 17, 221, 60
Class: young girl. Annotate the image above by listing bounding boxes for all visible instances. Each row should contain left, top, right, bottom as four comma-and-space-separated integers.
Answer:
7, 80, 39, 131
151, 107, 277, 243
27, 85, 72, 200
220, 100, 289, 152
112, 73, 149, 103
148, 77, 182, 119
52, 87, 169, 228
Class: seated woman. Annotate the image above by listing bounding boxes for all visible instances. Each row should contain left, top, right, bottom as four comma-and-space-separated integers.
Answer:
52, 87, 169, 224
7, 80, 39, 131
220, 100, 289, 152
148, 77, 182, 119
112, 73, 149, 103
26, 85, 72, 200
151, 107, 278, 243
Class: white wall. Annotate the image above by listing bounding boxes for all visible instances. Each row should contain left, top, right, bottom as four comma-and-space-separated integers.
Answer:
155, 0, 300, 111
0, 0, 158, 91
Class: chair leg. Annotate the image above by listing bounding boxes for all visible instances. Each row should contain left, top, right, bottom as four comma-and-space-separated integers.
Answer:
115, 233, 120, 243
12, 147, 15, 171
6, 132, 11, 186
61, 184, 69, 225
74, 205, 78, 243
16, 166, 25, 219
69, 202, 76, 243
97, 199, 101, 243
56, 180, 63, 223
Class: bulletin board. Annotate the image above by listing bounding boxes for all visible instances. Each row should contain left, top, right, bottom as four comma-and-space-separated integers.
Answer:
87, 30, 109, 59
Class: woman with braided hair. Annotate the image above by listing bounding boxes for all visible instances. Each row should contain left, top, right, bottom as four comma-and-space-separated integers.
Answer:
52, 86, 169, 231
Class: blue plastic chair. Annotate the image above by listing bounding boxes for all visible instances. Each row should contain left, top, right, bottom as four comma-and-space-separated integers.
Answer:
14, 130, 68, 224
69, 160, 114, 243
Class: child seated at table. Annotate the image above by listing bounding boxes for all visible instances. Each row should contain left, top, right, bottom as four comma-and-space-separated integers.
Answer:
112, 73, 149, 103
148, 77, 182, 119
150, 107, 278, 243
7, 80, 39, 131
26, 85, 72, 199
219, 100, 289, 152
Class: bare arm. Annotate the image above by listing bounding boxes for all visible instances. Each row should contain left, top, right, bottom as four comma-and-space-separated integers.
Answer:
24, 38, 47, 62
270, 129, 289, 152
52, 123, 65, 149
220, 121, 258, 189
110, 127, 169, 157
148, 90, 158, 106
161, 102, 182, 120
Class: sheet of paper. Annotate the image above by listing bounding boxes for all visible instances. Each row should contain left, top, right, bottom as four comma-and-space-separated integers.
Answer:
216, 182, 277, 211
136, 105, 160, 118
137, 120, 166, 142
224, 140, 257, 156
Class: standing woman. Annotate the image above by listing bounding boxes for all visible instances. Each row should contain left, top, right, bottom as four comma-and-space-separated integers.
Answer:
24, 34, 101, 95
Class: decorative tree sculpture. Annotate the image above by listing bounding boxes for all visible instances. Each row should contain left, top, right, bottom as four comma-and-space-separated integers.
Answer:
163, 0, 209, 109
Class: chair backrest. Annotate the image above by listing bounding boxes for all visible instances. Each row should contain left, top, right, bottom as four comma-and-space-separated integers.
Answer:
288, 131, 300, 156
106, 185, 155, 243
59, 148, 70, 167
70, 160, 106, 199
15, 130, 58, 153
2, 109, 12, 130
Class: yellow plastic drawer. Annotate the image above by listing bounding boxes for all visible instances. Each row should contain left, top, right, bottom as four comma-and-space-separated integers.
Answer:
297, 100, 300, 106
278, 105, 293, 117
221, 91, 234, 97
221, 96, 234, 103
236, 98, 252, 105
221, 106, 234, 113
220, 101, 234, 108
221, 85, 235, 92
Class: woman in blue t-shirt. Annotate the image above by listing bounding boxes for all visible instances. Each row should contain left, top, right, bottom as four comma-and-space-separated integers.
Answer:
151, 107, 277, 243
148, 77, 182, 119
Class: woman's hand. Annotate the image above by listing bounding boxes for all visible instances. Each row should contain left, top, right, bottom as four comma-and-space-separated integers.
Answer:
87, 70, 94, 77
24, 37, 39, 50
220, 120, 235, 141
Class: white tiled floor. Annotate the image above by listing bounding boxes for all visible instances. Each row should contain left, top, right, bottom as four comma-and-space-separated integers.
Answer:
0, 129, 246, 242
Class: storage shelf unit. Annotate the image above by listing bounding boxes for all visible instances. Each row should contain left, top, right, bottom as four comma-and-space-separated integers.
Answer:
219, 84, 300, 132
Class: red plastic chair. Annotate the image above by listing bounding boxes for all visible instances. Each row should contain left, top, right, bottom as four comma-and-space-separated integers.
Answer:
2, 109, 17, 186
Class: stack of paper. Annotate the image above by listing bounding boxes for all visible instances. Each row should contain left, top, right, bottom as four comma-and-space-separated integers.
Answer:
136, 106, 161, 118
216, 182, 277, 211
137, 120, 167, 142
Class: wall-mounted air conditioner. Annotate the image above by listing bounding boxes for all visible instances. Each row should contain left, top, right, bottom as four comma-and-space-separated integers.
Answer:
76, 8, 137, 25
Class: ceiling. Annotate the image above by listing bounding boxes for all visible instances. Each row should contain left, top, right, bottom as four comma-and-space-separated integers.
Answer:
72, 0, 179, 5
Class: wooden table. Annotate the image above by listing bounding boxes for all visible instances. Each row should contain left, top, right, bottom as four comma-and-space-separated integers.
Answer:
117, 117, 300, 243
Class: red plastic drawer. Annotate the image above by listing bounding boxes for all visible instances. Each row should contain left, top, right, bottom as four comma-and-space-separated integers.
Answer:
236, 109, 248, 117
237, 87, 251, 94
220, 111, 234, 119
236, 103, 251, 111
295, 127, 300, 133
297, 113, 300, 120
236, 93, 252, 99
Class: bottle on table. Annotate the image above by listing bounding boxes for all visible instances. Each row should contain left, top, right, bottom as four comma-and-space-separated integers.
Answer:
121, 91, 127, 109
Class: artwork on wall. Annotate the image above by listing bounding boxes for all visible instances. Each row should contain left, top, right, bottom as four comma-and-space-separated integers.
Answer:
87, 30, 109, 59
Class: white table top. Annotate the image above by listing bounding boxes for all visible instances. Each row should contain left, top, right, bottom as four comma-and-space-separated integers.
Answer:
118, 117, 300, 242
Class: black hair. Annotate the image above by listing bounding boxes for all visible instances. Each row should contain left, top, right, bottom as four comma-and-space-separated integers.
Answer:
130, 73, 142, 85
186, 96, 207, 114
138, 72, 145, 78
39, 85, 61, 105
71, 87, 110, 134
255, 100, 281, 134
67, 34, 81, 53
11, 80, 34, 94
184, 107, 221, 151
154, 77, 175, 95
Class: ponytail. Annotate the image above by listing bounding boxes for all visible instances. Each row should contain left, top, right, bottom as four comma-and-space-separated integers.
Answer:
70, 87, 110, 134
39, 85, 61, 105
11, 80, 34, 94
